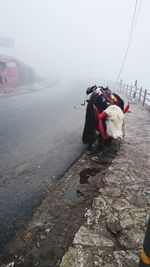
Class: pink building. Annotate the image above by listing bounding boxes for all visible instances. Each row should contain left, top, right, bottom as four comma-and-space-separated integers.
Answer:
0, 55, 35, 88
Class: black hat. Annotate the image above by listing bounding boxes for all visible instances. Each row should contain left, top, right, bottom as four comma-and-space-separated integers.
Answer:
86, 85, 97, 95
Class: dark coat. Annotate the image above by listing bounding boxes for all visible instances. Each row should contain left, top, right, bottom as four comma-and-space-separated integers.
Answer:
82, 93, 109, 144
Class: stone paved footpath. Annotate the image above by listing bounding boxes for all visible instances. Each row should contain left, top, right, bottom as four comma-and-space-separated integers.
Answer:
59, 98, 150, 267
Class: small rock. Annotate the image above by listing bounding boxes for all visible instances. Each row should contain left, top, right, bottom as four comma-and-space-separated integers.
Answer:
92, 196, 107, 210
74, 226, 114, 247
98, 187, 121, 198
36, 242, 40, 248
119, 229, 145, 249
142, 188, 150, 196
1, 263, 15, 267
106, 220, 121, 237
40, 235, 46, 240
33, 222, 44, 228
120, 215, 133, 229
45, 228, 52, 234
113, 199, 132, 211
59, 246, 90, 267
18, 256, 25, 264
108, 166, 114, 171
24, 231, 33, 240
114, 250, 139, 267
94, 254, 103, 265
84, 209, 95, 225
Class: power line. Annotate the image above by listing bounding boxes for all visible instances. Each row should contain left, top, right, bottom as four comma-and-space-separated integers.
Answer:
116, 0, 139, 82
116, 0, 142, 83
130, 0, 142, 43
127, 0, 139, 48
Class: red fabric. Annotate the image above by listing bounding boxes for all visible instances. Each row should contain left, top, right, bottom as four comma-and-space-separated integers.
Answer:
123, 104, 129, 113
93, 107, 108, 140
98, 111, 107, 119
93, 106, 108, 120
114, 99, 120, 106
106, 93, 111, 103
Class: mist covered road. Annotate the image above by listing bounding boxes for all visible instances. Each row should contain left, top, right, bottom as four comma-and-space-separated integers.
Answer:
0, 79, 87, 249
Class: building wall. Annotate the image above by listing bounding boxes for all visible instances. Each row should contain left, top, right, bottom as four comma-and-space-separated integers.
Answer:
0, 56, 35, 88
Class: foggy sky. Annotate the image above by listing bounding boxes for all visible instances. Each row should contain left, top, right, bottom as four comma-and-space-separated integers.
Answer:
0, 0, 149, 88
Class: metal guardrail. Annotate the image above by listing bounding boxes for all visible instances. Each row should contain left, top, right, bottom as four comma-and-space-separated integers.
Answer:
101, 79, 150, 112
121, 83, 150, 112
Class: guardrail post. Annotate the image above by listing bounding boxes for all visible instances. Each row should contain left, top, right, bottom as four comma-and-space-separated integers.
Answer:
130, 85, 133, 97
143, 89, 147, 106
126, 84, 129, 95
139, 87, 142, 102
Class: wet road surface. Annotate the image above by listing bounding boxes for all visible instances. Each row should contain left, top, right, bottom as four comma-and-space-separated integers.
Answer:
0, 78, 87, 249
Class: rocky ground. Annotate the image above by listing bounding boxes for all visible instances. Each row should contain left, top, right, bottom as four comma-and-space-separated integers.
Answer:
59, 98, 150, 267
0, 95, 150, 267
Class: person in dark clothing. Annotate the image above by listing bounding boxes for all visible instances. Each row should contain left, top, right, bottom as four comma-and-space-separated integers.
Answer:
82, 85, 111, 151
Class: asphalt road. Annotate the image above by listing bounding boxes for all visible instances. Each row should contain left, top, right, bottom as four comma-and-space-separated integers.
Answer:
0, 78, 87, 249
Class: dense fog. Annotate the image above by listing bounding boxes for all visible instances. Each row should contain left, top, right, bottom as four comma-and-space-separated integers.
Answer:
0, 0, 149, 88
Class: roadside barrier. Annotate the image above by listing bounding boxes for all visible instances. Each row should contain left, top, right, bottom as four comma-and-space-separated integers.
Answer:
101, 79, 150, 112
